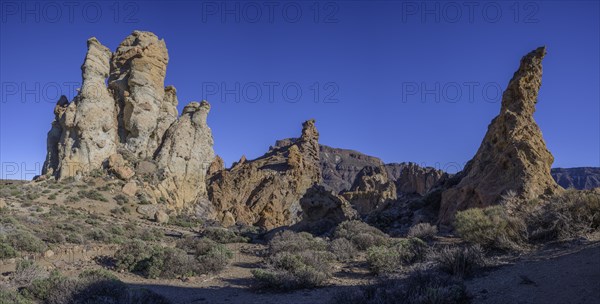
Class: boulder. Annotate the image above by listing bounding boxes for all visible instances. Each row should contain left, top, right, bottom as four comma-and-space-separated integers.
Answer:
294, 185, 358, 234
122, 181, 138, 197
154, 210, 169, 223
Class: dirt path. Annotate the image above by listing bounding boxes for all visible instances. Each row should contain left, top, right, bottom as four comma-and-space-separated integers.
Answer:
466, 242, 600, 304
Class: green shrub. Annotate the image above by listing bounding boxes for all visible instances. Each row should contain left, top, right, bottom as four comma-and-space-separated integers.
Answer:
8, 231, 46, 253
329, 238, 358, 262
113, 194, 129, 205
268, 231, 327, 255
13, 260, 46, 286
430, 245, 486, 278
175, 237, 233, 273
253, 250, 335, 290
392, 238, 428, 264
0, 242, 17, 259
77, 189, 107, 202
334, 220, 389, 250
115, 240, 154, 272
168, 214, 203, 228
407, 223, 438, 240
201, 227, 249, 243
0, 288, 33, 304
455, 205, 526, 251
367, 245, 400, 274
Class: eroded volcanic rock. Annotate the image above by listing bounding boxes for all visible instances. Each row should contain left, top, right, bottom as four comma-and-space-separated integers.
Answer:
439, 47, 562, 225
386, 162, 448, 195
293, 185, 358, 234
206, 120, 321, 229
41, 31, 215, 210
341, 166, 397, 217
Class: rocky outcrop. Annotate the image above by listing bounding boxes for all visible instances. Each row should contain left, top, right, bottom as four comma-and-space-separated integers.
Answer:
41, 31, 215, 211
293, 185, 358, 234
341, 166, 397, 216
207, 120, 321, 229
551, 167, 600, 190
385, 162, 448, 195
155, 101, 215, 208
439, 47, 561, 225
318, 145, 384, 193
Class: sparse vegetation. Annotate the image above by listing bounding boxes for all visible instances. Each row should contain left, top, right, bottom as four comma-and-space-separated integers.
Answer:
407, 223, 438, 240
253, 230, 335, 290
430, 245, 486, 278
201, 227, 249, 243
329, 238, 358, 262
455, 205, 526, 251
334, 220, 389, 250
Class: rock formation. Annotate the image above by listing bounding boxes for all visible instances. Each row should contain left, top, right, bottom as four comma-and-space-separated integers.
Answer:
206, 120, 321, 229
318, 145, 385, 193
551, 167, 600, 190
41, 31, 215, 210
385, 162, 448, 195
341, 166, 397, 217
438, 47, 562, 225
293, 185, 358, 234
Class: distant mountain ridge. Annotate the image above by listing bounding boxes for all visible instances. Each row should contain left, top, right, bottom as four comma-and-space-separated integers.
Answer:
551, 167, 600, 190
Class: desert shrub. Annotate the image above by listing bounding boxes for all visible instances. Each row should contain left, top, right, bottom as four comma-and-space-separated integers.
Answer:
0, 288, 32, 304
117, 238, 232, 279
329, 238, 358, 262
407, 223, 438, 240
175, 236, 233, 273
22, 269, 171, 304
139, 228, 163, 242
77, 189, 107, 202
65, 195, 81, 203
13, 261, 47, 286
114, 194, 129, 205
201, 227, 249, 243
253, 250, 335, 290
455, 205, 526, 251
47, 194, 57, 200
44, 230, 66, 244
0, 242, 17, 259
430, 245, 486, 278
7, 231, 46, 253
330, 268, 468, 304
253, 231, 335, 290
367, 245, 401, 274
334, 220, 389, 250
169, 214, 203, 228
115, 240, 154, 272
268, 230, 327, 255
528, 190, 600, 242
392, 238, 428, 264
65, 233, 85, 244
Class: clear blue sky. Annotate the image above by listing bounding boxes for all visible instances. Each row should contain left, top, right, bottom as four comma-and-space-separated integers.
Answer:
1, 0, 599, 179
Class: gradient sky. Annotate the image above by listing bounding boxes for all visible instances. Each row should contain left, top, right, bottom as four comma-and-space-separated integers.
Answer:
1, 0, 599, 180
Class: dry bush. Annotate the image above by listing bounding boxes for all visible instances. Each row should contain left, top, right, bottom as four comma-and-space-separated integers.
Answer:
528, 189, 600, 242
330, 267, 468, 304
366, 245, 400, 274
334, 220, 390, 250
200, 227, 249, 243
329, 238, 358, 262
407, 223, 438, 240
253, 231, 334, 290
430, 245, 486, 278
12, 261, 47, 286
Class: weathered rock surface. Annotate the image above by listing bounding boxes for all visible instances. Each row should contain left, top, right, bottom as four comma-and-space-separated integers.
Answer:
41, 31, 215, 211
439, 47, 561, 225
207, 120, 321, 229
341, 166, 397, 216
155, 101, 215, 208
386, 162, 448, 196
551, 167, 600, 190
293, 185, 358, 234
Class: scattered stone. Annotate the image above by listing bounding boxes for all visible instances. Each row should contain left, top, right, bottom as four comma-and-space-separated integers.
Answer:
154, 210, 169, 223
122, 181, 138, 197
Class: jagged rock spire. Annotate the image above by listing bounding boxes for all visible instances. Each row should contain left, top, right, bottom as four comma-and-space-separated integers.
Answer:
438, 46, 561, 225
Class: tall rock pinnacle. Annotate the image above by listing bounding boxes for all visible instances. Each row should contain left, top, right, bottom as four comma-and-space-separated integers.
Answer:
41, 31, 215, 210
438, 47, 562, 225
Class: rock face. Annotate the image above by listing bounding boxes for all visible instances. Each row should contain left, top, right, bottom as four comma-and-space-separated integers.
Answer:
293, 185, 358, 234
341, 166, 397, 217
275, 143, 445, 196
385, 162, 448, 195
207, 120, 321, 229
41, 31, 215, 210
439, 47, 561, 225
551, 167, 600, 190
